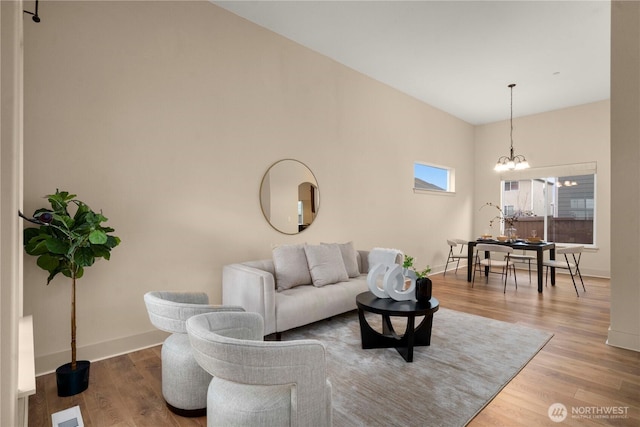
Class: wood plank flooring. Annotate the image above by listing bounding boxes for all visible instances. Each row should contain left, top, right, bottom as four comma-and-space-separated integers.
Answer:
28, 272, 639, 426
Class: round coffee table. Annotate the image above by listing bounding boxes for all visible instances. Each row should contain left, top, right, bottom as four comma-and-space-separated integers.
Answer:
355, 291, 439, 362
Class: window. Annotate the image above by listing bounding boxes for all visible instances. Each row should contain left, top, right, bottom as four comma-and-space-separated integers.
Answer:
414, 162, 455, 193
498, 163, 596, 245
504, 181, 519, 191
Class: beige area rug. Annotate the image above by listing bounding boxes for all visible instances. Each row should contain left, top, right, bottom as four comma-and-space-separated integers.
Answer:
283, 307, 553, 427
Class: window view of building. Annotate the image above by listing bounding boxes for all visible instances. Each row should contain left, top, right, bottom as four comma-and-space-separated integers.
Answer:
504, 181, 519, 191
500, 173, 595, 245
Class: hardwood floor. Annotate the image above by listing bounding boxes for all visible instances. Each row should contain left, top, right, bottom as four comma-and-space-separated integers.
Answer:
29, 272, 639, 426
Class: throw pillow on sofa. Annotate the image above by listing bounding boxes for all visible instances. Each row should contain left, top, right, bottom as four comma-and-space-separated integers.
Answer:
322, 241, 360, 278
304, 244, 349, 287
273, 244, 312, 291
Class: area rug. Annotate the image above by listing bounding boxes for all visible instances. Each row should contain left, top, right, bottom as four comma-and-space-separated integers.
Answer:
283, 308, 553, 427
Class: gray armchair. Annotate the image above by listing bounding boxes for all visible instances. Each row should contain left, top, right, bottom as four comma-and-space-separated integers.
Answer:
186, 311, 332, 427
143, 291, 244, 416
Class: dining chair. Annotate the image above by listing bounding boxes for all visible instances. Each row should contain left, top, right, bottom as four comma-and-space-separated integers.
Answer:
543, 246, 585, 296
444, 239, 468, 276
473, 243, 518, 293
509, 250, 536, 283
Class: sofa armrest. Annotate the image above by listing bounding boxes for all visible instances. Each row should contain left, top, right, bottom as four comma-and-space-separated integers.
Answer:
222, 264, 277, 335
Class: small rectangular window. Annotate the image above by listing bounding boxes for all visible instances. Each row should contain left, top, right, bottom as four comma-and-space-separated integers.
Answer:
414, 162, 454, 193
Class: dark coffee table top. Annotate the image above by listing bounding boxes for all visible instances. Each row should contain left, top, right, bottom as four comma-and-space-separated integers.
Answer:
356, 291, 439, 317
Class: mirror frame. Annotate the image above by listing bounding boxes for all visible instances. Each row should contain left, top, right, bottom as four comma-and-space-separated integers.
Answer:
259, 159, 320, 235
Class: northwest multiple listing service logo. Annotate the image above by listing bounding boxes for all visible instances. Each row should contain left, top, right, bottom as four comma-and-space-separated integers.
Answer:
548, 403, 630, 422
548, 403, 568, 422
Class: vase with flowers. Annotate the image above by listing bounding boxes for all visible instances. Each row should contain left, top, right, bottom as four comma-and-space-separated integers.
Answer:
481, 202, 534, 242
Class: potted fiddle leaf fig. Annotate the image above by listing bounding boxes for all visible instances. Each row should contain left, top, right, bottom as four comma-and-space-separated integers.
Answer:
20, 190, 121, 397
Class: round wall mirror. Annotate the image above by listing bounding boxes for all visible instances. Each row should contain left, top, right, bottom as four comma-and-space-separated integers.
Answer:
260, 159, 320, 234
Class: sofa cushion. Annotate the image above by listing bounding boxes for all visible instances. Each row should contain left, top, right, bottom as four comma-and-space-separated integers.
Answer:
273, 244, 311, 291
275, 275, 368, 332
304, 244, 349, 287
323, 241, 360, 278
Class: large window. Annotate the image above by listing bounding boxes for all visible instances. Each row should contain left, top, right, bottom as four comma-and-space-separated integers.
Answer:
414, 162, 455, 193
499, 163, 596, 245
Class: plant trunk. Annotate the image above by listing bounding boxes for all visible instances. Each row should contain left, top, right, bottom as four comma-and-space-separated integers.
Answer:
71, 273, 77, 370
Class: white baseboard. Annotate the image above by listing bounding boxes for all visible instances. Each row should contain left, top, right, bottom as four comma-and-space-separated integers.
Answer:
35, 329, 169, 376
607, 327, 640, 352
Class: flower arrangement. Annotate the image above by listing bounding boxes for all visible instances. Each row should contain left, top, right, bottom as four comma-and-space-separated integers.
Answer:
481, 202, 535, 229
402, 254, 431, 278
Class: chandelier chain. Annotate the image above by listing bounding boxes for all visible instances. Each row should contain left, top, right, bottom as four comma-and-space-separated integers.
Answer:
509, 83, 515, 152
494, 83, 529, 171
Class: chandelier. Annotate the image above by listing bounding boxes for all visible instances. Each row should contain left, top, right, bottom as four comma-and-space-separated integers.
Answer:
494, 84, 530, 171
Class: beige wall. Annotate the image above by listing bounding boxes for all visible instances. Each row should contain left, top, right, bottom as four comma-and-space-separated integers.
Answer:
474, 100, 611, 278
23, 1, 476, 373
610, 1, 640, 351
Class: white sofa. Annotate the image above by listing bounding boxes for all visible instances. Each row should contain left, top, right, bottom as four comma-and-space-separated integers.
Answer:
222, 243, 402, 337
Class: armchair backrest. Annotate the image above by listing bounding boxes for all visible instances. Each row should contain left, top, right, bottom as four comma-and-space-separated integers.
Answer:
186, 312, 331, 427
144, 291, 243, 334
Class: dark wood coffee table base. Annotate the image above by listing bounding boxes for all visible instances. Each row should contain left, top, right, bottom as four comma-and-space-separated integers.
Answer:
356, 292, 440, 362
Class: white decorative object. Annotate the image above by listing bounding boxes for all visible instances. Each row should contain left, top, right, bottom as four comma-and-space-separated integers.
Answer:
384, 265, 416, 301
368, 263, 417, 301
367, 263, 390, 298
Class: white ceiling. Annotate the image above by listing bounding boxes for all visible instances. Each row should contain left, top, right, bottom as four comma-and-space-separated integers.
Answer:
213, 1, 611, 125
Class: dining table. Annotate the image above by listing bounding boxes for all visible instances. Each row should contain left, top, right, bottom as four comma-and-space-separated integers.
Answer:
467, 239, 556, 293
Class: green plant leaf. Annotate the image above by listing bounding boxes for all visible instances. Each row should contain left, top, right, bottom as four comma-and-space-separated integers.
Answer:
23, 227, 40, 243
37, 254, 59, 272
74, 247, 95, 267
46, 266, 64, 285
61, 267, 72, 278
89, 229, 108, 244
91, 245, 111, 260
73, 202, 90, 221
25, 236, 49, 256
53, 213, 74, 229
45, 237, 69, 255
105, 235, 121, 249
47, 190, 75, 212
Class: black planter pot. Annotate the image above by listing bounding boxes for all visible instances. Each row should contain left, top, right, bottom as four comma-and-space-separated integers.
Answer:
415, 277, 432, 303
56, 360, 90, 397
